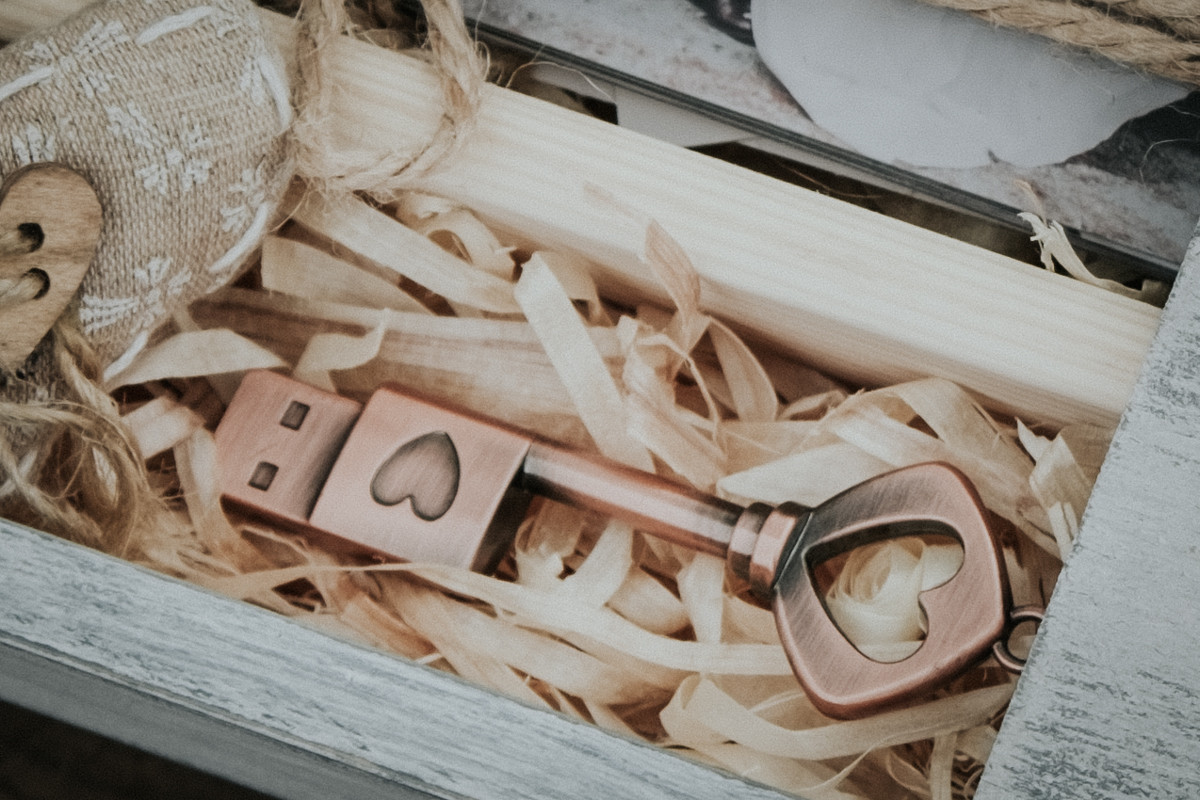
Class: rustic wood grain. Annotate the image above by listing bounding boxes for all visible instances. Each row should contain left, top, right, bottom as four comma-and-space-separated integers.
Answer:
4, 222, 1198, 799
0, 1, 1164, 431
0, 164, 101, 370
976, 226, 1200, 799
3, 3, 1200, 799
306, 22, 1161, 431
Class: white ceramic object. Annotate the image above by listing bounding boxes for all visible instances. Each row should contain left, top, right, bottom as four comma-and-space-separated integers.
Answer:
752, 0, 1190, 167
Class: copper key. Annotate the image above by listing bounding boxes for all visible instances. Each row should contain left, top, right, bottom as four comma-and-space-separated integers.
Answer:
215, 369, 1011, 718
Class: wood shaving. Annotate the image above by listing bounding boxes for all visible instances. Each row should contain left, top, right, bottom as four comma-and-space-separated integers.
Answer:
111, 182, 1110, 799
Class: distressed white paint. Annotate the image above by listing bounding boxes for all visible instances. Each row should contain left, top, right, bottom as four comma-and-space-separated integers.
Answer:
1, 2, 1198, 796
977, 225, 1200, 799
0, 521, 793, 800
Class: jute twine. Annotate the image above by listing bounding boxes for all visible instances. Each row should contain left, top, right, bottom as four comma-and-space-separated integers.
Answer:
292, 0, 486, 200
915, 0, 1200, 85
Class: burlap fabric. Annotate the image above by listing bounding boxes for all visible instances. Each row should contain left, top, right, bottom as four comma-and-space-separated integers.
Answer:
0, 0, 294, 377
0, 0, 293, 549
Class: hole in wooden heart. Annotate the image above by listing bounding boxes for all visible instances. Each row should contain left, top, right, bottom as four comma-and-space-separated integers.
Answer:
808, 527, 964, 663
0, 165, 101, 372
25, 268, 50, 299
17, 222, 44, 252
1, 222, 44, 257
370, 431, 460, 521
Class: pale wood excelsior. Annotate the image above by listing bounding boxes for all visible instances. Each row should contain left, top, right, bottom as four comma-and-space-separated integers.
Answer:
975, 227, 1200, 799
1, 4, 1199, 800
282, 14, 1160, 430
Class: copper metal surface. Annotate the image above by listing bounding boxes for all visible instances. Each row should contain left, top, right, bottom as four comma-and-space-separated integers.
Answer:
520, 443, 742, 557
992, 604, 1045, 673
215, 370, 362, 527
216, 372, 1010, 718
772, 463, 1010, 718
744, 502, 810, 600
726, 502, 772, 589
310, 385, 534, 572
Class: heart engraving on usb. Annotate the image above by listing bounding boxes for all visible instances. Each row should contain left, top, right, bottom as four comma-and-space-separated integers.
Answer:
370, 431, 461, 521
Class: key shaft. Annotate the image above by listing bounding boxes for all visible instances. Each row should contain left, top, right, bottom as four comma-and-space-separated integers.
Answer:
520, 442, 743, 558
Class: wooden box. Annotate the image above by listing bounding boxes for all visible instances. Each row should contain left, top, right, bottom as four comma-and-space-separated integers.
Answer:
2, 6, 1199, 799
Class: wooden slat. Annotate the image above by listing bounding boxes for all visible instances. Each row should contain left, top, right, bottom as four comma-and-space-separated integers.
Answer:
0, 2, 1162, 429
307, 20, 1161, 429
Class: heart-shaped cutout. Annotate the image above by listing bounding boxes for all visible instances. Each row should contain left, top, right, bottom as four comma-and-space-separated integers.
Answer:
771, 462, 1008, 718
812, 531, 964, 663
370, 431, 461, 521
0, 164, 101, 372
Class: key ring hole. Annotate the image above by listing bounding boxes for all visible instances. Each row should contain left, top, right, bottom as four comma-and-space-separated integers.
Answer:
992, 604, 1045, 673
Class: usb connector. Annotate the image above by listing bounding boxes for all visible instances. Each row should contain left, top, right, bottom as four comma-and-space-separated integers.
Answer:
214, 370, 534, 571
215, 370, 363, 527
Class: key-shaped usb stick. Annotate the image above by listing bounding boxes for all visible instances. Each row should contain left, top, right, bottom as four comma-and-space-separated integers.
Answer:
215, 369, 1011, 718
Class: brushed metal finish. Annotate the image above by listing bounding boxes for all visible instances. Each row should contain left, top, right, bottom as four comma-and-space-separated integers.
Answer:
745, 502, 810, 599
773, 463, 1009, 718
215, 370, 362, 527
309, 385, 534, 572
520, 443, 743, 557
369, 431, 461, 520
726, 502, 772, 589
217, 372, 1011, 719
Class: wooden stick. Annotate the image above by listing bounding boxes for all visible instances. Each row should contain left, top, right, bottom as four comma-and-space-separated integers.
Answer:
0, 2, 1161, 428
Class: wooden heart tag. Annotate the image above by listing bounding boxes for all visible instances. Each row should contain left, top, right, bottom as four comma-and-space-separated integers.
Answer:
0, 164, 102, 372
